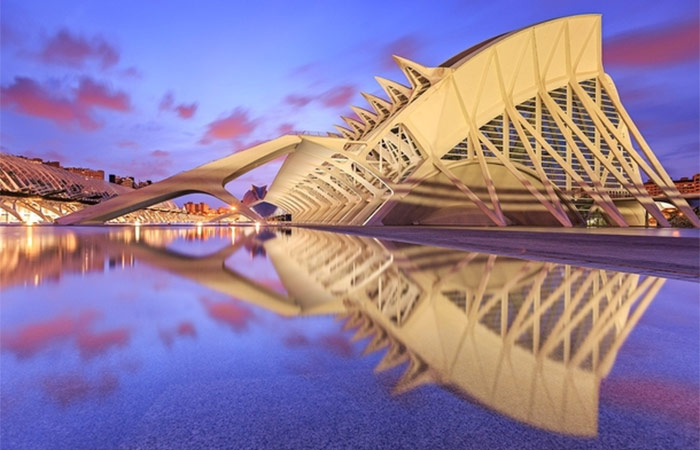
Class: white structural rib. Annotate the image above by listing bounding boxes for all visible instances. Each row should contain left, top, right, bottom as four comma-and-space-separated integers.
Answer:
60, 15, 698, 228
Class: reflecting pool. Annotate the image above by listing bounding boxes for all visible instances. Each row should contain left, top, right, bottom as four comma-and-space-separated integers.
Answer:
1, 226, 698, 449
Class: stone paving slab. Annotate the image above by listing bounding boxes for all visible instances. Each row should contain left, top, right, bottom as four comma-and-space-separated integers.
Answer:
306, 226, 700, 282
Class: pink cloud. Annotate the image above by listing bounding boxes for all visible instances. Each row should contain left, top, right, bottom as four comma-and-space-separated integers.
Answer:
116, 140, 138, 148
284, 94, 313, 107
383, 35, 422, 69
151, 275, 170, 292
1, 76, 132, 130
601, 377, 699, 428
200, 108, 258, 144
38, 29, 119, 70
277, 123, 295, 135
320, 85, 356, 108
176, 321, 197, 337
120, 357, 142, 374
200, 296, 255, 332
290, 62, 318, 77
1, 315, 84, 358
42, 371, 119, 408
283, 331, 310, 347
42, 373, 91, 407
604, 19, 699, 66
159, 91, 174, 111
159, 329, 175, 348
279, 330, 355, 358
76, 77, 130, 111
319, 332, 354, 358
281, 84, 357, 111
150, 149, 170, 158
76, 328, 130, 359
159, 321, 197, 348
0, 310, 128, 360
175, 103, 197, 119
1, 77, 98, 130
121, 66, 142, 79
95, 371, 119, 397
160, 91, 197, 119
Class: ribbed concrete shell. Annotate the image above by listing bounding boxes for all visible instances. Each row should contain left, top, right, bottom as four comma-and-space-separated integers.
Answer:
58, 15, 699, 227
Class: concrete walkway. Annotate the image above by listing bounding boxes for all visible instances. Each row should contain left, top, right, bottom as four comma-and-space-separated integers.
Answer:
306, 226, 700, 282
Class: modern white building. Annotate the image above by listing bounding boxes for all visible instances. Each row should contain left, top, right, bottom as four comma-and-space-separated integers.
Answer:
55, 15, 699, 228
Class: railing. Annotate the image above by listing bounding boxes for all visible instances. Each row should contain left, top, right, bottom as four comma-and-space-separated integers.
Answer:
285, 130, 331, 137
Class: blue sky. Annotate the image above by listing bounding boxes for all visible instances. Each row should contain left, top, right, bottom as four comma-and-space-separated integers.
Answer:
1, 0, 698, 199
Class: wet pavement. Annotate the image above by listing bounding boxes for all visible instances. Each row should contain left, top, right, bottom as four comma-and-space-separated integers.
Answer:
0, 225, 698, 449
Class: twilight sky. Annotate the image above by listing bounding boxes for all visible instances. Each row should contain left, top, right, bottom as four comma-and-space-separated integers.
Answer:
1, 0, 698, 200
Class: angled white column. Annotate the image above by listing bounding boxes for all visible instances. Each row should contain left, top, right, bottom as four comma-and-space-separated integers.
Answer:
57, 136, 300, 225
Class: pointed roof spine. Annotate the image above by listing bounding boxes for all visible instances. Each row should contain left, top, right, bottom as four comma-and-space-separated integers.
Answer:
350, 318, 375, 341
392, 55, 444, 84
375, 76, 412, 107
350, 106, 378, 127
393, 57, 428, 91
362, 331, 389, 355
375, 341, 408, 372
342, 116, 366, 135
334, 125, 357, 139
392, 55, 451, 100
392, 355, 432, 395
361, 92, 393, 118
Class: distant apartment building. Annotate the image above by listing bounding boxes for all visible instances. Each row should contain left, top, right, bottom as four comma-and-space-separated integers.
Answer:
182, 202, 230, 215
28, 157, 61, 167
65, 167, 105, 180
644, 174, 700, 196
22, 156, 104, 180
108, 174, 152, 189
109, 174, 134, 188
184, 201, 209, 215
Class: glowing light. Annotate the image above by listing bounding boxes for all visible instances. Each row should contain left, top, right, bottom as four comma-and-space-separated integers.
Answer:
254, 222, 260, 232
65, 233, 77, 251
230, 206, 237, 211
26, 227, 33, 250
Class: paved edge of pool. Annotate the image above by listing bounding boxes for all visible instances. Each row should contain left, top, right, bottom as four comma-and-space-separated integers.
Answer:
300, 225, 700, 282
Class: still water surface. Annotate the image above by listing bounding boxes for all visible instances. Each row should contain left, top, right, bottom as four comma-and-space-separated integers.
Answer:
1, 226, 698, 449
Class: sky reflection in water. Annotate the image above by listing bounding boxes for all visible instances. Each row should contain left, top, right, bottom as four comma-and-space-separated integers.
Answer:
0, 226, 698, 449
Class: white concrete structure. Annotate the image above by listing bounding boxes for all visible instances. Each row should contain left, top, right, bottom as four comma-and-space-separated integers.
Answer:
0, 153, 188, 224
58, 15, 699, 227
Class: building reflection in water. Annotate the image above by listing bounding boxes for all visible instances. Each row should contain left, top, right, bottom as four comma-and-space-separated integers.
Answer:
0, 225, 665, 437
